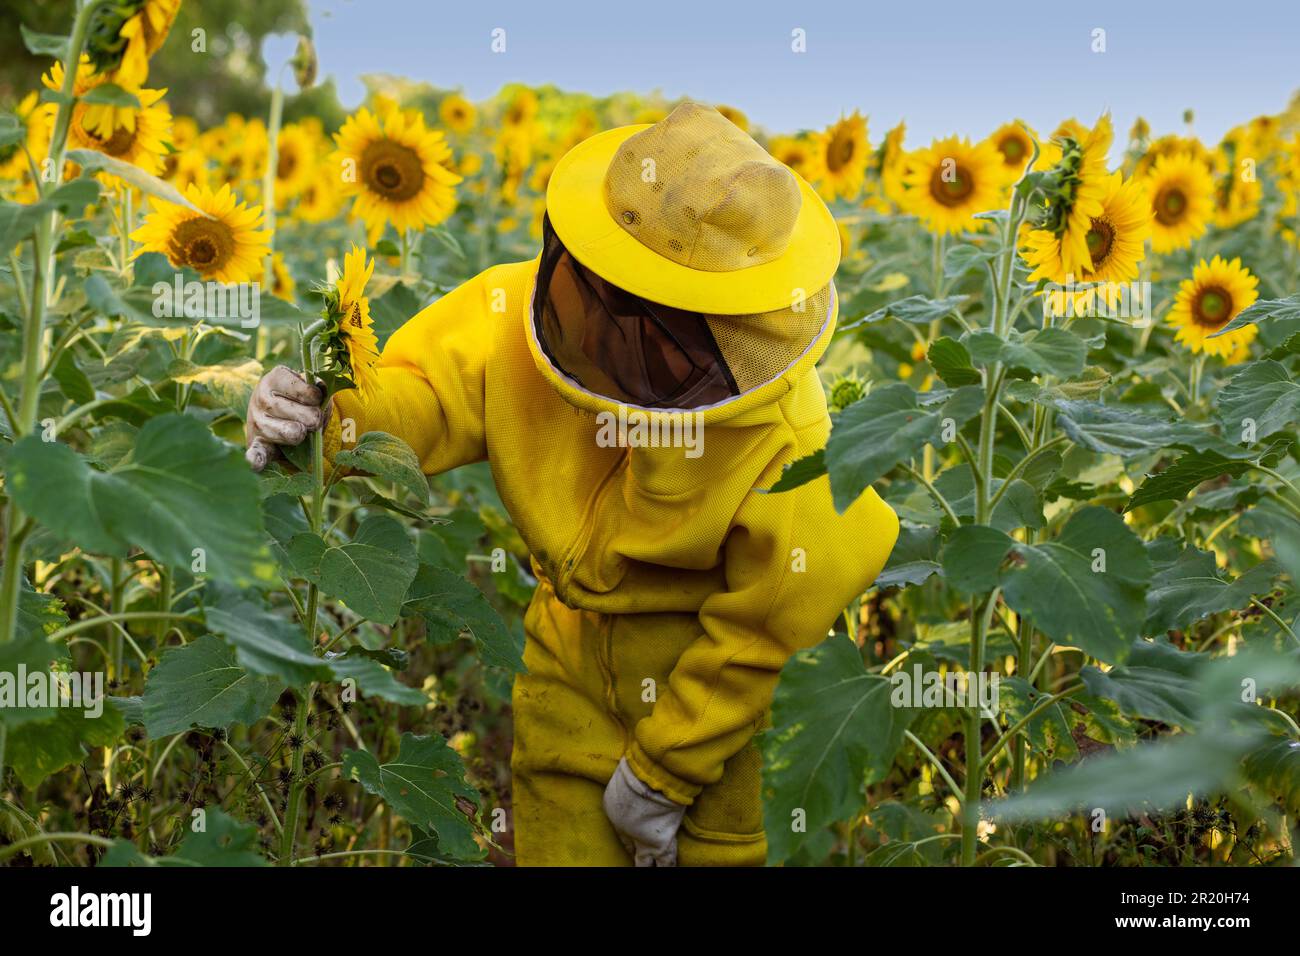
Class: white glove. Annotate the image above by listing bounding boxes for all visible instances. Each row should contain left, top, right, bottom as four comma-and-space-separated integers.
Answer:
602, 757, 687, 867
244, 365, 328, 472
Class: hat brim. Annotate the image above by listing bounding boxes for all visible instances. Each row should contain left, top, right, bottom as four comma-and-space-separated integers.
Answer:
546, 125, 840, 316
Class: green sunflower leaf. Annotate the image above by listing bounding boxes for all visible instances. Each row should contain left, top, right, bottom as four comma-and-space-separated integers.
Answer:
6, 414, 274, 586
342, 733, 482, 860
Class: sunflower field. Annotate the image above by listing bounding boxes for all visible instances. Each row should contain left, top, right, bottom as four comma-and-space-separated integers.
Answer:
2, 0, 1300, 872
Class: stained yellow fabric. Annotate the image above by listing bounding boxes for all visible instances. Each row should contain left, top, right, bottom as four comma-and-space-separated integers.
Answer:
601, 102, 801, 273
545, 103, 841, 315
329, 258, 899, 864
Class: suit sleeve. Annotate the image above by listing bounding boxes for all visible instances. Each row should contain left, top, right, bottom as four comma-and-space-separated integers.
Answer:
326, 268, 496, 476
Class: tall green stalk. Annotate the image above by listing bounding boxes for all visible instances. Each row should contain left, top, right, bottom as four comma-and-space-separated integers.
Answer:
257, 80, 285, 360
0, 0, 112, 793
279, 321, 327, 865
960, 188, 1030, 866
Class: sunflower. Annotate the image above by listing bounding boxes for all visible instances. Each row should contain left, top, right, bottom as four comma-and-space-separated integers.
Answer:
1167, 255, 1259, 361
458, 152, 483, 178
1026, 172, 1151, 315
2, 170, 41, 204
202, 114, 268, 189
1023, 115, 1114, 279
561, 109, 599, 151
164, 148, 208, 193
1211, 132, 1262, 229
1132, 134, 1214, 180
274, 123, 317, 201
1247, 114, 1281, 156
1045, 114, 1118, 277
85, 0, 180, 86
877, 122, 909, 208
900, 135, 1006, 236
81, 0, 181, 135
332, 245, 379, 395
294, 171, 343, 223
170, 114, 198, 149
860, 122, 907, 214
332, 106, 461, 242
768, 135, 813, 178
131, 183, 270, 284
1212, 162, 1262, 229
988, 121, 1035, 176
837, 220, 855, 261
807, 112, 869, 201
370, 93, 400, 120
494, 126, 531, 204
270, 251, 296, 301
43, 57, 171, 176
716, 105, 749, 132
1143, 151, 1214, 253
45, 66, 173, 177
0, 91, 49, 180
503, 89, 538, 130
439, 93, 476, 134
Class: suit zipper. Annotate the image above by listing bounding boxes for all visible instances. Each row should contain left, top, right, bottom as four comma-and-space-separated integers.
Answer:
555, 447, 629, 601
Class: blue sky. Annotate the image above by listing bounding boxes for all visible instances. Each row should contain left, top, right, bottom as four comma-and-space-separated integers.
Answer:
302, 0, 1300, 147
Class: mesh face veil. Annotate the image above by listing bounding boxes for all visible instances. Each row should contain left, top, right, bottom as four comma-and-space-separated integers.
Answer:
532, 215, 835, 412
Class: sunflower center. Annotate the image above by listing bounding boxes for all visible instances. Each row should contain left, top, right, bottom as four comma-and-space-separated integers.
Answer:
929, 163, 974, 207
1086, 217, 1115, 266
84, 116, 138, 158
828, 130, 856, 172
999, 137, 1025, 163
277, 150, 297, 180
168, 216, 235, 275
360, 138, 424, 201
1155, 186, 1187, 225
347, 301, 364, 330
1192, 286, 1233, 329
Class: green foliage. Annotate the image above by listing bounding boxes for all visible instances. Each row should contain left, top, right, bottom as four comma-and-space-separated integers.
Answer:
759, 132, 1300, 867
1, 0, 1297, 873
403, 564, 524, 672
334, 431, 431, 505
342, 733, 483, 861
762, 636, 917, 864
142, 635, 283, 738
8, 414, 273, 586
288, 515, 419, 626
823, 383, 983, 511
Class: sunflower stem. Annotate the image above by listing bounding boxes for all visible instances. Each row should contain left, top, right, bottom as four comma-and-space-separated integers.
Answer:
0, 0, 111, 680
258, 80, 285, 360
961, 182, 1030, 867
281, 316, 328, 866
1188, 353, 1207, 409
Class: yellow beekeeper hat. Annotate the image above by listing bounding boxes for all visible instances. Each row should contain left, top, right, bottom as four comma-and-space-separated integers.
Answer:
544, 102, 840, 316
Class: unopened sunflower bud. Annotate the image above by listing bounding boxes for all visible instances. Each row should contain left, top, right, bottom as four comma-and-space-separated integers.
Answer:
292, 35, 318, 90
828, 373, 867, 413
